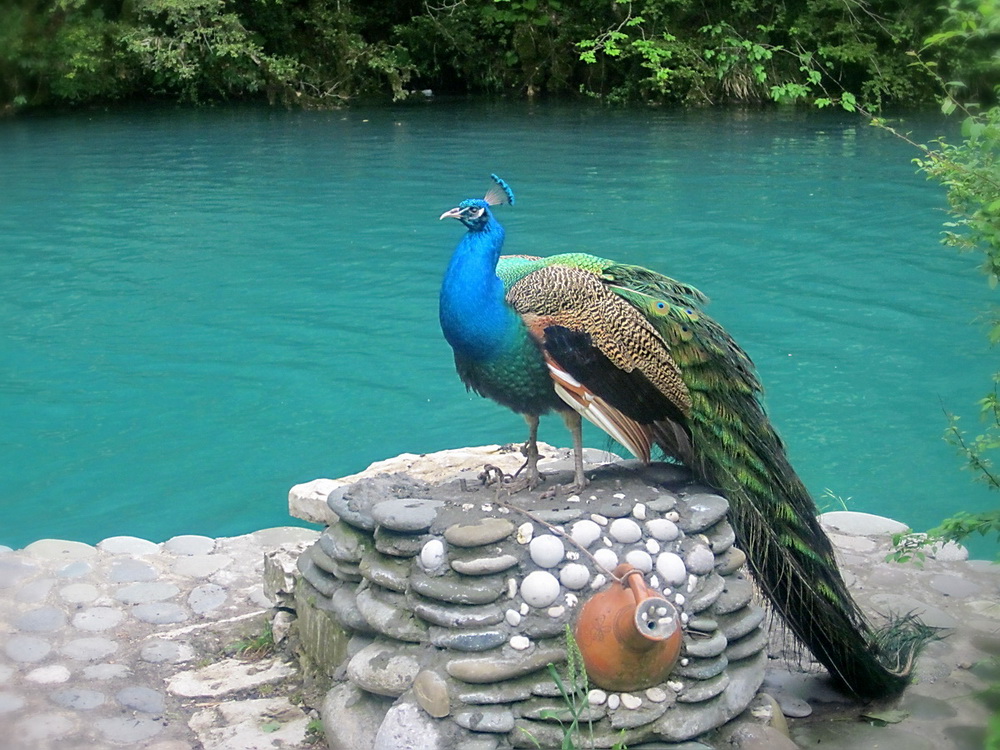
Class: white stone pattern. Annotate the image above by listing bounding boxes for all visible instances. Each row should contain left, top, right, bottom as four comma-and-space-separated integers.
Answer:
299, 468, 767, 747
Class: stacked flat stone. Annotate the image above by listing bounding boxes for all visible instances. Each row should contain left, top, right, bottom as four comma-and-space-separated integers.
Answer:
299, 463, 767, 749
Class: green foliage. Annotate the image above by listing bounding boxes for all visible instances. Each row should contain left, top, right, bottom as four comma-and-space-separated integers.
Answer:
0, 0, 979, 109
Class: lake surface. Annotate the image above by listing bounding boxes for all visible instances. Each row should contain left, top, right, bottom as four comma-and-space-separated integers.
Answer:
1, 101, 994, 554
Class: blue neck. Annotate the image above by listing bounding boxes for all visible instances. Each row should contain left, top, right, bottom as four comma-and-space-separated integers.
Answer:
439, 217, 515, 361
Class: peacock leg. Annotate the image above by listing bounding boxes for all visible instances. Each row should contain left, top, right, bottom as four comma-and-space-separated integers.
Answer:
560, 410, 589, 492
508, 414, 543, 491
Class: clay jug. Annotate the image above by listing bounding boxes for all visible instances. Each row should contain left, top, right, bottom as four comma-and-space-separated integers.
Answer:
574, 563, 683, 691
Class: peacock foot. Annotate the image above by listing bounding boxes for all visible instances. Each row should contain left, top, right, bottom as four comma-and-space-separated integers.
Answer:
478, 462, 545, 494
540, 476, 589, 499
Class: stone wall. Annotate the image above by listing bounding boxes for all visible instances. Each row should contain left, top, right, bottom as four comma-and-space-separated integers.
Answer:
292, 454, 768, 749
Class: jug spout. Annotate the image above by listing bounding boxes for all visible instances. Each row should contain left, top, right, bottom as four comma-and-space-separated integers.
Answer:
574, 563, 683, 691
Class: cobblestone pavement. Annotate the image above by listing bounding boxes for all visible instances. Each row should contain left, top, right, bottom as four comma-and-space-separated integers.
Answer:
0, 527, 319, 750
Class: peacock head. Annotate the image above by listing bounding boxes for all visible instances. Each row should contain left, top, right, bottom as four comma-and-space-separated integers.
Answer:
440, 174, 514, 231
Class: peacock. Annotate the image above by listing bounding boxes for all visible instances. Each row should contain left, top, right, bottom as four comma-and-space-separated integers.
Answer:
438, 174, 931, 701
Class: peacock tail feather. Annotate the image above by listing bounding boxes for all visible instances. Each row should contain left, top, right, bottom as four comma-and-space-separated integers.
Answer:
439, 180, 933, 699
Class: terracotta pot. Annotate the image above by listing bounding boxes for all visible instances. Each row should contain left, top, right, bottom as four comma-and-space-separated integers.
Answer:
574, 563, 683, 691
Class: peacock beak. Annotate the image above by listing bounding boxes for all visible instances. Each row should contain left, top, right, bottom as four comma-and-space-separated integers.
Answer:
439, 207, 463, 221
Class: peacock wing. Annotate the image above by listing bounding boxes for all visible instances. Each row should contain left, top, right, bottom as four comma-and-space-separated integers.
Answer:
503, 261, 695, 464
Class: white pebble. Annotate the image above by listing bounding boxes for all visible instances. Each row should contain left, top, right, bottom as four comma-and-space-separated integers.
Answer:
591, 513, 609, 526
655, 552, 687, 586
520, 570, 561, 608
621, 693, 642, 710
559, 563, 591, 590
520, 602, 530, 615
609, 518, 642, 544
667, 680, 684, 692
530, 534, 566, 568
570, 519, 602, 548
593, 548, 619, 572
507, 578, 518, 598
645, 687, 667, 703
547, 605, 565, 618
564, 593, 578, 607
646, 538, 661, 555
680, 612, 689, 624
687, 574, 699, 593
517, 522, 534, 544
680, 657, 689, 666
613, 492, 626, 499
591, 573, 607, 590
607, 694, 621, 710
566, 550, 580, 561
505, 608, 522, 627
510, 635, 531, 651
625, 549, 653, 573
419, 539, 445, 570
665, 510, 680, 523
674, 593, 686, 606
632, 503, 647, 520
481, 503, 493, 512
650, 575, 660, 588
588, 689, 607, 706
567, 495, 581, 502
646, 518, 679, 542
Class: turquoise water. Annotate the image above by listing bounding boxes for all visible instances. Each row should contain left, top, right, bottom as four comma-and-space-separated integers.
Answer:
1, 102, 995, 554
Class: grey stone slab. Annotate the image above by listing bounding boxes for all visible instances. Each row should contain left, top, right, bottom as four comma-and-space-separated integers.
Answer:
164, 535, 217, 556
189, 583, 227, 614
23, 539, 97, 561
55, 560, 92, 579
15, 605, 67, 633
819, 511, 908, 536
5, 635, 52, 662
116, 686, 166, 713
109, 558, 157, 583
62, 637, 118, 661
443, 518, 515, 548
115, 582, 181, 604
15, 577, 54, 603
72, 606, 125, 631
372, 498, 445, 533
929, 573, 984, 599
96, 716, 165, 744
140, 640, 194, 664
678, 493, 729, 533
97, 536, 161, 556
133, 602, 189, 624
50, 687, 106, 710
172, 554, 232, 578
0, 691, 26, 713
59, 582, 99, 603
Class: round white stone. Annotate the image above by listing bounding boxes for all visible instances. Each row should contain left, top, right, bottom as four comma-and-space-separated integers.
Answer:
517, 523, 534, 544
590, 514, 609, 526
505, 609, 522, 627
529, 534, 565, 568
645, 687, 667, 703
632, 503, 647, 520
520, 571, 561, 608
665, 510, 680, 523
25, 665, 71, 684
645, 538, 661, 555
570, 520, 602, 549
559, 563, 591, 591
509, 636, 531, 651
607, 694, 621, 710
609, 518, 642, 544
685, 545, 715, 575
674, 594, 686, 606
419, 539, 445, 570
590, 574, 607, 590
621, 693, 642, 710
547, 605, 565, 618
593, 548, 619, 572
656, 552, 687, 586
646, 518, 679, 542
588, 689, 607, 706
624, 550, 653, 573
